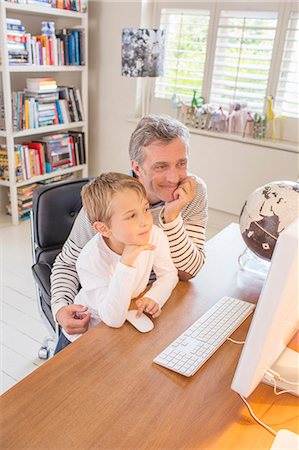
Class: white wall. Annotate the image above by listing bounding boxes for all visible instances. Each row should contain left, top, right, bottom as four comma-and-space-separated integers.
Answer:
88, 1, 298, 216
88, 1, 139, 175
189, 134, 298, 214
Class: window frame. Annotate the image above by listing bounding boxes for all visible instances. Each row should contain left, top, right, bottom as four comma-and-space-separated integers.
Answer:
148, 0, 298, 120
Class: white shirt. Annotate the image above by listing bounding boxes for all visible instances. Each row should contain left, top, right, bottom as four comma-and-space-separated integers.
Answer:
63, 224, 178, 342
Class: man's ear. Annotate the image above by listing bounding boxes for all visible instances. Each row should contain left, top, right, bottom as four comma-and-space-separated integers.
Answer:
93, 221, 111, 237
131, 160, 142, 178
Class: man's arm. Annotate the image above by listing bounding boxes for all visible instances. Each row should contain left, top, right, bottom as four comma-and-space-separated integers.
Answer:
159, 177, 208, 280
50, 208, 95, 332
145, 227, 179, 307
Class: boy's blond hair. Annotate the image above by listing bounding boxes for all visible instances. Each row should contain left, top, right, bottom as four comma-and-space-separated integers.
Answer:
81, 172, 147, 225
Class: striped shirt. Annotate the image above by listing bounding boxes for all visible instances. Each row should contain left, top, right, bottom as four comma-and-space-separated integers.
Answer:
50, 176, 208, 319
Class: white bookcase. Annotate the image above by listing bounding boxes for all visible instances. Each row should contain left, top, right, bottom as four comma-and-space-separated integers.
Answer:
0, 1, 88, 225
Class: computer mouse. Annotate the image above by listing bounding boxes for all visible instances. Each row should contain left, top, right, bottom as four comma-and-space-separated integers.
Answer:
126, 310, 154, 333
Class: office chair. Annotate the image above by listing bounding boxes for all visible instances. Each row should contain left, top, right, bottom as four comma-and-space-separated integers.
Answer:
31, 177, 90, 358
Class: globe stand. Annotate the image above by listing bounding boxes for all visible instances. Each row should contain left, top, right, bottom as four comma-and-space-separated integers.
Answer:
238, 247, 270, 278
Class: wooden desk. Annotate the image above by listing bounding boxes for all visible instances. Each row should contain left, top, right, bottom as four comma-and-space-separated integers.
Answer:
1, 224, 298, 449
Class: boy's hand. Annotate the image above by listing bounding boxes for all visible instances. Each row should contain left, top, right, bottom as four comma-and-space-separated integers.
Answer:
135, 297, 161, 318
120, 244, 155, 267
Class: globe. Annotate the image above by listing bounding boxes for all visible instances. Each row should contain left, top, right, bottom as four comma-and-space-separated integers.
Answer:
239, 180, 299, 261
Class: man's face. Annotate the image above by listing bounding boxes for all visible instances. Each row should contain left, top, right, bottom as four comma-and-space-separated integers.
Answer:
132, 138, 188, 204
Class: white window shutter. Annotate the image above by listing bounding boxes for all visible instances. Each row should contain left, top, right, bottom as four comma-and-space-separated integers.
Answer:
155, 9, 210, 103
210, 10, 278, 112
275, 11, 299, 117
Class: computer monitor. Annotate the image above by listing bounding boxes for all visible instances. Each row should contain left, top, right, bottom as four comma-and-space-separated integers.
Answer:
231, 218, 299, 397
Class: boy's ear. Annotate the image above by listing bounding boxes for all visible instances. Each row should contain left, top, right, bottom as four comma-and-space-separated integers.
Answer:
93, 221, 111, 237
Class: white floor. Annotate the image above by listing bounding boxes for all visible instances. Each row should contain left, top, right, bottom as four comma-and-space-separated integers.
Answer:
0, 208, 238, 395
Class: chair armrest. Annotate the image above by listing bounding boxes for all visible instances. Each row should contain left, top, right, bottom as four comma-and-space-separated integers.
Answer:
31, 262, 51, 305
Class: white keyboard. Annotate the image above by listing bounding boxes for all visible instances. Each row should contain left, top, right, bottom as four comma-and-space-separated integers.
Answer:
153, 296, 255, 377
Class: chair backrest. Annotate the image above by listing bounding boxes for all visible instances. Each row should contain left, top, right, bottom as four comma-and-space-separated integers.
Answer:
32, 178, 90, 265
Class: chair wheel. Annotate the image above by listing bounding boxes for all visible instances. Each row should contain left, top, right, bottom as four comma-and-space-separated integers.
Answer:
38, 346, 49, 359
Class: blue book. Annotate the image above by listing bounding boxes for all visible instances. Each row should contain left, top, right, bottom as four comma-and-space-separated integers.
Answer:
55, 100, 63, 124
72, 31, 80, 65
68, 33, 75, 65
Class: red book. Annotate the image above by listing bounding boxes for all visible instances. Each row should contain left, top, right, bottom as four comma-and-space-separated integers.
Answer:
69, 135, 76, 165
22, 142, 46, 174
7, 35, 27, 43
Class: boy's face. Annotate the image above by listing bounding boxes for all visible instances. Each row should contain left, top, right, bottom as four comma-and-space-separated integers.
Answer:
106, 189, 153, 250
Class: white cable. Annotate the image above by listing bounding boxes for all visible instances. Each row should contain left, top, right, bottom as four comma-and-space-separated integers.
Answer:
277, 377, 299, 386
227, 337, 245, 344
239, 394, 277, 437
265, 370, 297, 395
266, 369, 299, 386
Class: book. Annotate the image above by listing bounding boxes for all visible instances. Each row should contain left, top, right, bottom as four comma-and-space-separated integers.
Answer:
74, 88, 84, 121
22, 142, 46, 174
26, 77, 57, 93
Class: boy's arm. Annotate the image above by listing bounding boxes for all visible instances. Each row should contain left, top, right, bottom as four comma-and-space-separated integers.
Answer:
78, 262, 136, 328
50, 208, 95, 332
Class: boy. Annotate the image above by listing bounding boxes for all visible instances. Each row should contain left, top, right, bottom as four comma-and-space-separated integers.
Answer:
55, 172, 178, 353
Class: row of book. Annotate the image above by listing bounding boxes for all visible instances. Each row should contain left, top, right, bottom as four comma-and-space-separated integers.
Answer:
0, 131, 86, 181
12, 79, 84, 131
0, 93, 4, 130
4, 0, 87, 13
6, 172, 77, 221
7, 18, 85, 66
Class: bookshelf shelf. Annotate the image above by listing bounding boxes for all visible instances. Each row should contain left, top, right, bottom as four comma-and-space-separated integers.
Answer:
3, 2, 86, 19
15, 164, 87, 187
0, 179, 10, 187
0, 1, 88, 225
0, 164, 86, 188
12, 121, 86, 138
9, 65, 85, 73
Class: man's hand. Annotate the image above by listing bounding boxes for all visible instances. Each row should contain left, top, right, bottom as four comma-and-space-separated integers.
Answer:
135, 297, 161, 318
164, 176, 196, 223
56, 304, 91, 334
120, 244, 155, 267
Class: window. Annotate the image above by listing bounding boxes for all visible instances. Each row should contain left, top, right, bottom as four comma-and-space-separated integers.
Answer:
210, 10, 278, 112
154, 9, 210, 102
153, 3, 298, 122
275, 11, 299, 117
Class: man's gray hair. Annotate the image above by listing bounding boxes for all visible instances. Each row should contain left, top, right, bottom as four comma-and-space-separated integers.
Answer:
129, 114, 190, 166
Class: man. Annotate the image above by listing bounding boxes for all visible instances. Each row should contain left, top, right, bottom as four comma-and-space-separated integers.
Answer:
51, 114, 208, 335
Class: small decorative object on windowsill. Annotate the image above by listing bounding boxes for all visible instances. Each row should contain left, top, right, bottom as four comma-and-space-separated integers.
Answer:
171, 93, 282, 141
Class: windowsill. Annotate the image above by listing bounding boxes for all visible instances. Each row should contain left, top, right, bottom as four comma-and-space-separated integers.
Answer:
125, 117, 298, 154
187, 127, 298, 154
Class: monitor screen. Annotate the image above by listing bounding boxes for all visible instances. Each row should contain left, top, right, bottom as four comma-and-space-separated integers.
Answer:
231, 218, 299, 397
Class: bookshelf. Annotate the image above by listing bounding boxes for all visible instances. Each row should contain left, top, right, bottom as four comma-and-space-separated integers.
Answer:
0, 0, 88, 225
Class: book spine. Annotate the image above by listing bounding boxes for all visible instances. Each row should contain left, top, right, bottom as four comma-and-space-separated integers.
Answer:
68, 32, 75, 65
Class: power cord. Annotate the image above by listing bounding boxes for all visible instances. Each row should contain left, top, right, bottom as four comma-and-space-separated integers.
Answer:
266, 369, 299, 386
227, 337, 246, 344
265, 369, 299, 395
239, 394, 277, 437
239, 369, 299, 436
